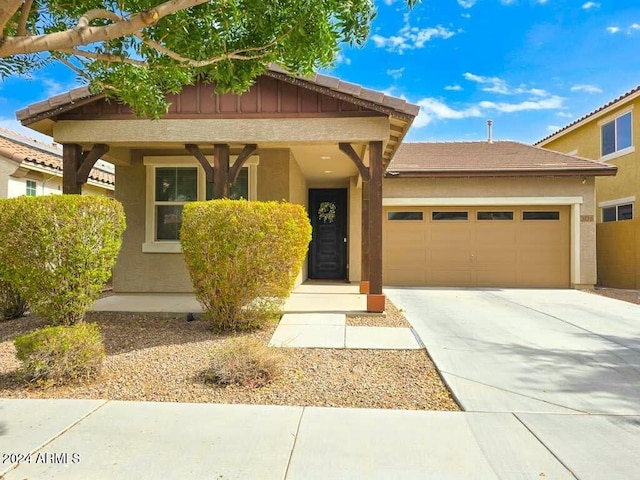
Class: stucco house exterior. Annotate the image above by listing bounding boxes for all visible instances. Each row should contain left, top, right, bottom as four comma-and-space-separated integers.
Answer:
16, 68, 616, 307
0, 128, 114, 198
536, 86, 640, 288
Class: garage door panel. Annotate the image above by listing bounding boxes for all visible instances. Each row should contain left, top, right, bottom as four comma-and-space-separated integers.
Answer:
383, 206, 570, 288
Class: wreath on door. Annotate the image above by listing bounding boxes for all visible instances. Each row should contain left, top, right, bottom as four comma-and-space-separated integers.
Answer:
318, 201, 337, 223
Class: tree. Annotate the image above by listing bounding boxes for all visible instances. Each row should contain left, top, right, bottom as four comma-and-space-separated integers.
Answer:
0, 0, 416, 117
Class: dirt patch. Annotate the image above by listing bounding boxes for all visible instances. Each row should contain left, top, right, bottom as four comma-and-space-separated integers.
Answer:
589, 287, 640, 306
0, 301, 458, 411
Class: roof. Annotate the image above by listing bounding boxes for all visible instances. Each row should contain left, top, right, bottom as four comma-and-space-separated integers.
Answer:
536, 85, 640, 146
386, 141, 617, 178
0, 128, 115, 187
16, 65, 419, 122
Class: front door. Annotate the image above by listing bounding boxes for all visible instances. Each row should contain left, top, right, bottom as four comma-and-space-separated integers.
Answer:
308, 188, 348, 280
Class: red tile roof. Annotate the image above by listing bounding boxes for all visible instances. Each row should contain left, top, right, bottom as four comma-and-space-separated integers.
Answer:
387, 141, 617, 177
0, 128, 115, 187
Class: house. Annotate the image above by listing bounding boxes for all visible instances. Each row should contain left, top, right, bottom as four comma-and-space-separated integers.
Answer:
15, 67, 616, 310
0, 128, 114, 198
536, 86, 640, 288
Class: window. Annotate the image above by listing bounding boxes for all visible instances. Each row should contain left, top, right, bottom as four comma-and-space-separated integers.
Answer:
144, 155, 258, 252
523, 211, 560, 220
25, 180, 37, 197
601, 112, 632, 156
432, 211, 468, 221
388, 211, 423, 220
477, 211, 513, 221
602, 203, 633, 222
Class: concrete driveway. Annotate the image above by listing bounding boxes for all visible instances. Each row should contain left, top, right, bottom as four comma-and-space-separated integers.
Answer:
385, 288, 640, 479
385, 288, 640, 414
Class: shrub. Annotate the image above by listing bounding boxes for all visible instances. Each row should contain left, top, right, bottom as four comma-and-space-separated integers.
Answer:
14, 323, 105, 385
0, 277, 27, 320
181, 200, 311, 331
205, 337, 283, 388
0, 195, 126, 325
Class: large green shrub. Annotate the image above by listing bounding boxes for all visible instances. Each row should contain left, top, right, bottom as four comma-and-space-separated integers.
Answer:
181, 200, 311, 331
0, 277, 27, 320
14, 323, 105, 385
0, 195, 126, 325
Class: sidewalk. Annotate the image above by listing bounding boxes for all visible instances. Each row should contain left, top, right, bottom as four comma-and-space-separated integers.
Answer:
2, 399, 581, 480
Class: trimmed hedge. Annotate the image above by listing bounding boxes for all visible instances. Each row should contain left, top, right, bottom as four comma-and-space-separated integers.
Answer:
0, 277, 27, 320
14, 323, 105, 385
0, 195, 126, 325
181, 200, 311, 331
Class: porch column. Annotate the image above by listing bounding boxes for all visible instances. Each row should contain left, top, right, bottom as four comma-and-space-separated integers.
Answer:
367, 140, 385, 312
213, 144, 230, 199
360, 180, 370, 293
63, 144, 83, 194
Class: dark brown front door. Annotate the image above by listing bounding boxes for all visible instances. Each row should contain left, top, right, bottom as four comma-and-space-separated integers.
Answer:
308, 188, 348, 280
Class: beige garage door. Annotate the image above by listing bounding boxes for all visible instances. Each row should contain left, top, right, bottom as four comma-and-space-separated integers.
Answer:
383, 206, 570, 287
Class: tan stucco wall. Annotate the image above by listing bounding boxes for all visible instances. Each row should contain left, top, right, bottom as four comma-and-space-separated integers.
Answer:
0, 157, 17, 198
383, 176, 597, 286
289, 151, 308, 286
348, 177, 362, 282
543, 99, 640, 287
113, 147, 307, 293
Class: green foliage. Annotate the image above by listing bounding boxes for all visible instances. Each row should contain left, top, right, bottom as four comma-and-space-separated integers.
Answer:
0, 195, 126, 325
0, 277, 28, 321
181, 200, 311, 332
14, 323, 105, 386
1, 0, 415, 117
205, 337, 283, 388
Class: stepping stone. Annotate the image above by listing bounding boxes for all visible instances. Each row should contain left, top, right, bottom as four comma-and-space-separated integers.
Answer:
278, 313, 345, 326
269, 325, 345, 348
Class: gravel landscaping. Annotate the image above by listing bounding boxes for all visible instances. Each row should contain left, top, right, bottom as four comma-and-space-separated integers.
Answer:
0, 301, 458, 411
590, 287, 640, 305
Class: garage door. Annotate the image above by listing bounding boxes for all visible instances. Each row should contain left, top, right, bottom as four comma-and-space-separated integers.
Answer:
383, 206, 570, 287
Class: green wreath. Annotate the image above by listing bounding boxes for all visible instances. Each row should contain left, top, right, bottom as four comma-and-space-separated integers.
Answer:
318, 202, 336, 223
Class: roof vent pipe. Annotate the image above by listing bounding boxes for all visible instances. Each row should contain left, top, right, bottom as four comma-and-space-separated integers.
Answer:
487, 119, 493, 144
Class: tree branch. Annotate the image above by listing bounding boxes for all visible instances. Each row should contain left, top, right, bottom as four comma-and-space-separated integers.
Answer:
57, 48, 147, 66
0, 0, 22, 34
0, 0, 210, 57
17, 0, 34, 36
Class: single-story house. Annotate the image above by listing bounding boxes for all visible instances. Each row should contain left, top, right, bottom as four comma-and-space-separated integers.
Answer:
0, 127, 114, 198
16, 67, 616, 310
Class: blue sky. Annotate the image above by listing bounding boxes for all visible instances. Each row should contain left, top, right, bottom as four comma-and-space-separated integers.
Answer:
2, 0, 640, 145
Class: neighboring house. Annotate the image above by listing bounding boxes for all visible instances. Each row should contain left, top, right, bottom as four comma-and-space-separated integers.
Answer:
15, 67, 615, 307
383, 141, 615, 288
536, 86, 640, 288
0, 128, 115, 198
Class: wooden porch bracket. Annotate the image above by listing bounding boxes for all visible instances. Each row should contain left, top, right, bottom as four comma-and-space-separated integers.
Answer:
185, 144, 214, 184
62, 143, 109, 194
213, 144, 230, 199
339, 143, 370, 182
229, 144, 257, 184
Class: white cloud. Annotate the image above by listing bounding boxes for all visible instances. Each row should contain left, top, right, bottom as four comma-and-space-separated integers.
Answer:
582, 2, 599, 9
413, 98, 483, 127
457, 0, 476, 8
463, 72, 548, 96
371, 18, 456, 53
478, 95, 564, 113
461, 13, 471, 18
607, 26, 621, 34
386, 67, 405, 80
547, 125, 562, 133
537, 0, 548, 4
41, 78, 70, 97
628, 23, 640, 33
445, 84, 463, 91
557, 111, 574, 118
334, 52, 351, 65
501, 0, 516, 4
570, 84, 602, 94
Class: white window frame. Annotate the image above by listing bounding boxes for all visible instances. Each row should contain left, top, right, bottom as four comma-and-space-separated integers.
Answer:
599, 107, 635, 161
143, 155, 259, 253
599, 196, 635, 223
25, 179, 37, 197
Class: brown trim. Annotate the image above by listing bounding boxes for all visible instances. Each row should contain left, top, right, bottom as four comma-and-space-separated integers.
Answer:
266, 71, 415, 121
62, 143, 82, 194
361, 180, 370, 283
213, 144, 230, 198
386, 168, 618, 178
185, 144, 214, 183
229, 144, 257, 184
21, 94, 106, 126
56, 111, 385, 121
368, 140, 383, 296
339, 143, 370, 181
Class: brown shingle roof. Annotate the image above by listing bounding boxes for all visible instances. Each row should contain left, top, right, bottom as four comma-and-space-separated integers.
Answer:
0, 128, 115, 187
387, 141, 617, 178
536, 85, 640, 145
